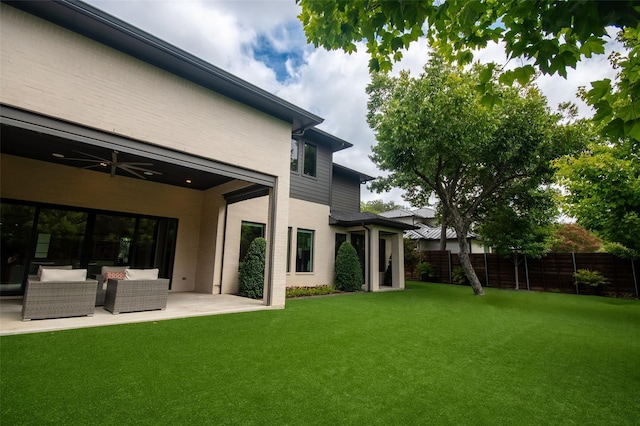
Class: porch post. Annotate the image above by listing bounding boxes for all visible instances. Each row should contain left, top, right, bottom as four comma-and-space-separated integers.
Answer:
391, 232, 405, 289
262, 179, 288, 308
369, 227, 380, 292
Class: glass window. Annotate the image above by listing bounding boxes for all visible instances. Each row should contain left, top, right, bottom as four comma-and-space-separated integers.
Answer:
296, 229, 314, 272
303, 142, 317, 177
290, 139, 299, 172
1, 203, 36, 293
240, 221, 265, 262
287, 227, 292, 273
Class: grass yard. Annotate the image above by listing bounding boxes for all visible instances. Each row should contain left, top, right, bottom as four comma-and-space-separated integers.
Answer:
1, 282, 639, 425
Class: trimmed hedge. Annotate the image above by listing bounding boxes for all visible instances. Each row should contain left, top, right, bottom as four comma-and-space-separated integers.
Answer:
335, 241, 363, 292
238, 237, 266, 299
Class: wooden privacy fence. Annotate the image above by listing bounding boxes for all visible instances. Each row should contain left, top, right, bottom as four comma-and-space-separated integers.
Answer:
416, 251, 639, 297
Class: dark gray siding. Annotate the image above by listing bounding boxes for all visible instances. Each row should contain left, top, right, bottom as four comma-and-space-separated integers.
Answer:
331, 170, 361, 213
289, 142, 332, 205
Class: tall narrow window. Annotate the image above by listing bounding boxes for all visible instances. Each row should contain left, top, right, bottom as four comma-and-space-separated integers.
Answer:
290, 139, 299, 172
303, 142, 317, 177
240, 221, 265, 263
286, 227, 292, 273
296, 229, 314, 272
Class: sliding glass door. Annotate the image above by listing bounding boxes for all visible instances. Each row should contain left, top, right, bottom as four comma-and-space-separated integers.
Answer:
0, 199, 178, 295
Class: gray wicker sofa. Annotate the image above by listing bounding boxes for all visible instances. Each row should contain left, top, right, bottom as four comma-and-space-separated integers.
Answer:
104, 278, 170, 314
22, 268, 98, 321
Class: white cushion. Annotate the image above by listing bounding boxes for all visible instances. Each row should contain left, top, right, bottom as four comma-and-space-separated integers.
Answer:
37, 265, 72, 280
39, 268, 87, 282
124, 268, 159, 280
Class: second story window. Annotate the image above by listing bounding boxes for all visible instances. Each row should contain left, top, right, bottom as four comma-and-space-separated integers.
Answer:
303, 142, 317, 177
290, 139, 299, 172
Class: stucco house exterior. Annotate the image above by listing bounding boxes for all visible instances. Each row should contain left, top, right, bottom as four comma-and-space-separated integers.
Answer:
0, 0, 413, 307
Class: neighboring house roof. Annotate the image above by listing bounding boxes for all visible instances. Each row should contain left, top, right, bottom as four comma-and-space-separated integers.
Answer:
330, 211, 417, 230
5, 0, 323, 133
405, 223, 476, 241
333, 163, 374, 184
379, 207, 436, 220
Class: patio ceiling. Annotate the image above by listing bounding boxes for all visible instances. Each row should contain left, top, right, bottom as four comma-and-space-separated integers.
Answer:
0, 106, 276, 191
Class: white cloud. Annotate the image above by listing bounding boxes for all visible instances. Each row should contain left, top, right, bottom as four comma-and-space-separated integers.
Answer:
85, 1, 621, 208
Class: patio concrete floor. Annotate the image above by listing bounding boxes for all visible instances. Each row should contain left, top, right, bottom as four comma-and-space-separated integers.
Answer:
0, 292, 278, 336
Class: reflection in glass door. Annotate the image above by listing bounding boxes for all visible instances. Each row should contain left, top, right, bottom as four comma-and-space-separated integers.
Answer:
31, 208, 88, 274
89, 214, 136, 277
1, 204, 36, 293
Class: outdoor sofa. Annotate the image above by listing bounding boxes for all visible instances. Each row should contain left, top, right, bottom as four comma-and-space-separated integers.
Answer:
22, 267, 98, 321
103, 268, 169, 314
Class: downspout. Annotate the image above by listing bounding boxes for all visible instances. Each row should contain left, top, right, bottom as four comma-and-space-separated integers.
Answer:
363, 224, 372, 292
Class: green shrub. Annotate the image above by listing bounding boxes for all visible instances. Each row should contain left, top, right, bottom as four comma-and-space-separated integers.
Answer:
452, 266, 469, 285
286, 285, 338, 298
335, 241, 363, 292
238, 237, 266, 299
574, 269, 607, 287
417, 262, 436, 281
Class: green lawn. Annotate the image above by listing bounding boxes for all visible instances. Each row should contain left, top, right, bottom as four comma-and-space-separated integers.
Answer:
2, 282, 639, 425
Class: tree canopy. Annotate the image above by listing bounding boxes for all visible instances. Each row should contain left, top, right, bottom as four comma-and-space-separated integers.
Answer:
554, 136, 640, 253
298, 0, 640, 140
366, 55, 586, 295
548, 223, 603, 253
360, 199, 405, 214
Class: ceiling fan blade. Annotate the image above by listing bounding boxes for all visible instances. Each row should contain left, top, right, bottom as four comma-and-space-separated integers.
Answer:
118, 165, 146, 179
123, 164, 161, 174
110, 151, 118, 177
120, 162, 154, 167
71, 150, 109, 162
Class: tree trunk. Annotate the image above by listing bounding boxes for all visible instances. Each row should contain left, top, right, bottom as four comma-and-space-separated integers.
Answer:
439, 209, 447, 251
457, 230, 485, 296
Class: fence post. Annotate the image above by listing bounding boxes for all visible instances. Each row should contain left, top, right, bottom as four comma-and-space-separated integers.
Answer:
524, 256, 530, 291
572, 251, 578, 295
448, 250, 452, 284
632, 259, 638, 298
484, 252, 489, 287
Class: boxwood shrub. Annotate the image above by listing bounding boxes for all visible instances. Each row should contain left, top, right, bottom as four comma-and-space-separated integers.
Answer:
335, 241, 363, 292
239, 237, 266, 299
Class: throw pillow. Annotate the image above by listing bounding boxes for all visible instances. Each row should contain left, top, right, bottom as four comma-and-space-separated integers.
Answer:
104, 271, 126, 284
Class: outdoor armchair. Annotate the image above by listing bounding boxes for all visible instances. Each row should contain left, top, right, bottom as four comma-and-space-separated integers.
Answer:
22, 268, 98, 321
103, 269, 169, 314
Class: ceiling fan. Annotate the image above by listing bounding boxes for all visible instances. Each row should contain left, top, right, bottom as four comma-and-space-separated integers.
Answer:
60, 150, 162, 180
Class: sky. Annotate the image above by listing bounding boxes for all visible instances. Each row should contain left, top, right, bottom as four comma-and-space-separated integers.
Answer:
88, 0, 622, 208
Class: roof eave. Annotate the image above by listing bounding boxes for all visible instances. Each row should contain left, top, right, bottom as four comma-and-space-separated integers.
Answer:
4, 0, 323, 132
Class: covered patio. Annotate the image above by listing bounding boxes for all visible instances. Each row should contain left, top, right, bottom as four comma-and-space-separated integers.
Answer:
0, 292, 275, 336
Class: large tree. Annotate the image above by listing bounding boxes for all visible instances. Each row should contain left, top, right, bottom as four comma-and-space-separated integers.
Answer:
298, 0, 640, 141
554, 136, 640, 253
366, 56, 585, 295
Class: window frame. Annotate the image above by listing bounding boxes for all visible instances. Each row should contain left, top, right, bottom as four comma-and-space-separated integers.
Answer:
239, 221, 265, 264
302, 142, 317, 178
295, 228, 315, 273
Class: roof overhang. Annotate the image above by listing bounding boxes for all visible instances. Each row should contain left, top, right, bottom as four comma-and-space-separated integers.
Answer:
333, 163, 374, 184
302, 128, 353, 152
1, 105, 275, 190
330, 211, 417, 231
3, 0, 323, 133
